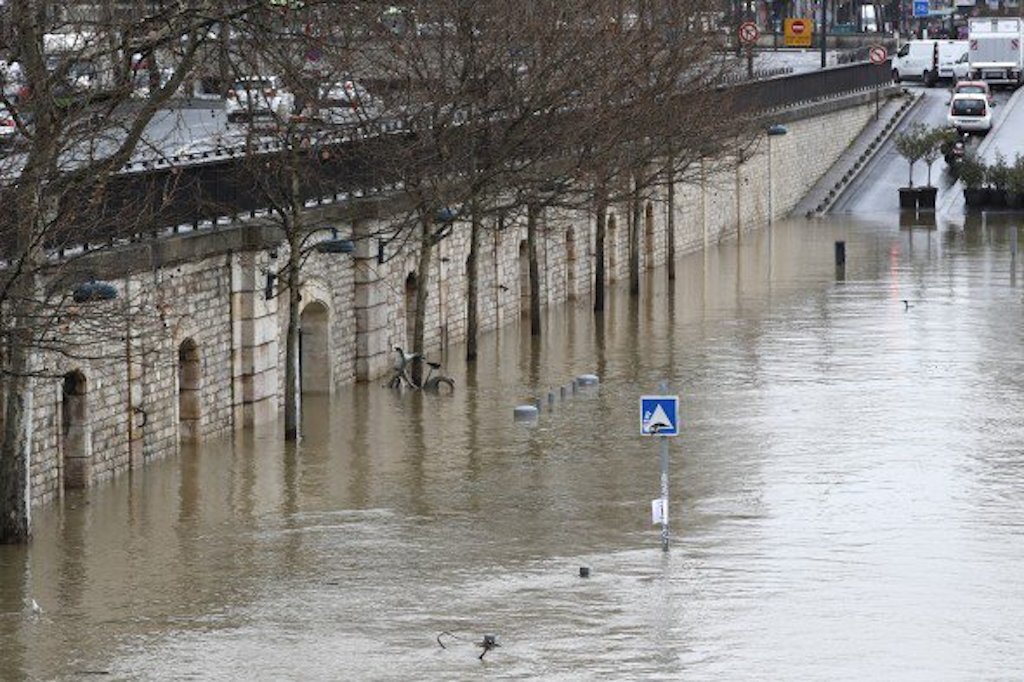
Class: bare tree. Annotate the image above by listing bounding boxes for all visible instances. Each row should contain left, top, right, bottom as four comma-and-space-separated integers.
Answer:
0, 0, 261, 544
214, 2, 390, 440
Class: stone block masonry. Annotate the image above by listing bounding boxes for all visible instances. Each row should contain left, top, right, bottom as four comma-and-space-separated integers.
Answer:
21, 96, 878, 508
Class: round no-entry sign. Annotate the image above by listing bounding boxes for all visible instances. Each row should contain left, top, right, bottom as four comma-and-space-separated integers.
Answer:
738, 21, 760, 45
790, 19, 808, 35
869, 44, 888, 65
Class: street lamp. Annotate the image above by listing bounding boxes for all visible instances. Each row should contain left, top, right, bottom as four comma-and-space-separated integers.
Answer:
767, 124, 788, 225
72, 280, 118, 303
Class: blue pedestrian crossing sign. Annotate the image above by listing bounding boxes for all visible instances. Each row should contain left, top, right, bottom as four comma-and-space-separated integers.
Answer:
912, 0, 929, 16
640, 395, 680, 436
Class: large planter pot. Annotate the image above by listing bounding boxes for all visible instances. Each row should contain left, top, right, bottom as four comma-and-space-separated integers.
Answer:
963, 187, 990, 207
917, 186, 938, 209
899, 187, 919, 210
900, 211, 937, 229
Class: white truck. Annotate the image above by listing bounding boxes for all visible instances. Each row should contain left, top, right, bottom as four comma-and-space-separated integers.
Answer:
967, 17, 1024, 87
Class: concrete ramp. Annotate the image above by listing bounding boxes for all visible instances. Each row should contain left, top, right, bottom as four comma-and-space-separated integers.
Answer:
792, 90, 922, 218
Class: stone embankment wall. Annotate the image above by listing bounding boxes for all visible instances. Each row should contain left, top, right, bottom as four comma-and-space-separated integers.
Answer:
23, 97, 876, 507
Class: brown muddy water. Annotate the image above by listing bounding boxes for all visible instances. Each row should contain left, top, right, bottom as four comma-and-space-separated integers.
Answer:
3, 216, 1024, 680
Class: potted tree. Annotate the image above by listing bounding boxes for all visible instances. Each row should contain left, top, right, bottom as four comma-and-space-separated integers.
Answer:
987, 152, 1010, 208
959, 152, 988, 208
917, 128, 943, 209
895, 123, 929, 210
1008, 154, 1024, 209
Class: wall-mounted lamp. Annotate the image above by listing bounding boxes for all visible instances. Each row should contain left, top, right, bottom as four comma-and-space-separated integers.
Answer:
435, 206, 458, 224
72, 280, 118, 303
314, 227, 355, 254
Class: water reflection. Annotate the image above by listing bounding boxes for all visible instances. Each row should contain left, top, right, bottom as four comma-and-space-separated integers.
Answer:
3, 217, 1024, 679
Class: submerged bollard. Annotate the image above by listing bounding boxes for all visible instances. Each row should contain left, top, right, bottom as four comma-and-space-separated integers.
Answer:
548, 392, 556, 408
514, 405, 539, 422
834, 241, 846, 267
560, 385, 567, 400
579, 566, 591, 578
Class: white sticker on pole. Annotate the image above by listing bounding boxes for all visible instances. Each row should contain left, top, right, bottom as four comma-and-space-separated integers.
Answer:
651, 498, 668, 525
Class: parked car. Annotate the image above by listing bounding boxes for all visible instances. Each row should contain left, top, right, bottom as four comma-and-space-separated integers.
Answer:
225, 76, 294, 123
295, 80, 380, 126
947, 93, 992, 133
952, 79, 994, 106
0, 106, 18, 147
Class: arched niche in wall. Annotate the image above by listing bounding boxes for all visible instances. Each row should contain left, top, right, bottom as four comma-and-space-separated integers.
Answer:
300, 300, 330, 394
62, 370, 90, 490
178, 338, 201, 443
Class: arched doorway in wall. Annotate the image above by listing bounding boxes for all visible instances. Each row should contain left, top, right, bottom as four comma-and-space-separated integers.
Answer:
519, 239, 530, 316
565, 227, 577, 300
607, 214, 618, 281
645, 202, 655, 269
404, 272, 418, 349
300, 301, 330, 394
62, 370, 90, 490
178, 339, 201, 443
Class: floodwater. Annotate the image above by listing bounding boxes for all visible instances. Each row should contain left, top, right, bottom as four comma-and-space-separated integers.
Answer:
3, 215, 1024, 680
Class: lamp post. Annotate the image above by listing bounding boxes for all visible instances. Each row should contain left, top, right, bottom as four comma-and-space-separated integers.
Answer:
767, 124, 788, 225
820, 0, 827, 67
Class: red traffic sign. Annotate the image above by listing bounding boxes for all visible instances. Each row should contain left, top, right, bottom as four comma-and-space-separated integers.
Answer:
790, 19, 808, 34
868, 44, 888, 65
738, 21, 760, 45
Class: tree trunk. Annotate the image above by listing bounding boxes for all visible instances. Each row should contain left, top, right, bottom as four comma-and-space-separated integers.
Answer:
0, 163, 49, 546
527, 203, 542, 337
411, 212, 434, 386
466, 201, 481, 361
594, 188, 608, 313
629, 175, 641, 297
0, 120, 55, 542
219, 22, 231, 96
667, 161, 676, 281
283, 227, 302, 442
0, 337, 31, 544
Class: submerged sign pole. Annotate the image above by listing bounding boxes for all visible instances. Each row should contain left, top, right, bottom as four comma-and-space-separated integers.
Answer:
641, 387, 680, 552
658, 430, 670, 551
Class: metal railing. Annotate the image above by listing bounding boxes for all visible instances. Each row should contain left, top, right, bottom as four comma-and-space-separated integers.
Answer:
730, 60, 892, 112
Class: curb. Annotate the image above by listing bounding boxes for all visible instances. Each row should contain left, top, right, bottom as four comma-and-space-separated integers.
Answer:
809, 89, 924, 217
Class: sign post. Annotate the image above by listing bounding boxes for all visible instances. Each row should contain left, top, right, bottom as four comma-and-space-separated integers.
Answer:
641, 389, 680, 552
868, 44, 888, 119
738, 21, 760, 78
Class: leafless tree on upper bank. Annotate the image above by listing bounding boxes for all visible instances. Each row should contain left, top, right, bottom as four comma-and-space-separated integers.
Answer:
0, 1, 264, 544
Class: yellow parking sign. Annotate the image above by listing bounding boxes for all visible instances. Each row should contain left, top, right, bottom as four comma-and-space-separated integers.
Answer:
784, 18, 814, 47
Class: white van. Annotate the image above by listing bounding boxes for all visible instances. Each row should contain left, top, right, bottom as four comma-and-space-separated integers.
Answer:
893, 40, 969, 85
